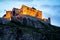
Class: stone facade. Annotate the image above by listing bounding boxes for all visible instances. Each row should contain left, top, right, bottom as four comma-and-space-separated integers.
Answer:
3, 5, 42, 20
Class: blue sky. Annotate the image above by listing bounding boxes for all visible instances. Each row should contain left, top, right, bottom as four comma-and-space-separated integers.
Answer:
0, 0, 60, 27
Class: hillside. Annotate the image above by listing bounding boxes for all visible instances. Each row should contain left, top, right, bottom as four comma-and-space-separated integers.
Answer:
0, 16, 60, 40
0, 5, 60, 40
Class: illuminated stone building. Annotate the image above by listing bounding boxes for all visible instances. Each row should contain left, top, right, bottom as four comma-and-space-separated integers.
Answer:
20, 5, 42, 19
3, 5, 50, 24
3, 5, 42, 20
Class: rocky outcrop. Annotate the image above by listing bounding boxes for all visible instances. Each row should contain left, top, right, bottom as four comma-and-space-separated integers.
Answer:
0, 25, 46, 40
0, 15, 60, 40
0, 18, 10, 24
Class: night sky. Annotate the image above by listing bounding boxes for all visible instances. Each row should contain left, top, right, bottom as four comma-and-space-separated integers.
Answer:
0, 0, 60, 27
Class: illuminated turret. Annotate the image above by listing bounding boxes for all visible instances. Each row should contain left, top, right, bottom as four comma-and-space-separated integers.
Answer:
3, 11, 12, 20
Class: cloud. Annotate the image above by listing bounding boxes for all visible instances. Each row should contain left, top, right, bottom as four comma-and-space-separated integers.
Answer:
40, 5, 60, 15
16, 0, 33, 2
39, 5, 60, 26
51, 16, 60, 27
0, 0, 33, 2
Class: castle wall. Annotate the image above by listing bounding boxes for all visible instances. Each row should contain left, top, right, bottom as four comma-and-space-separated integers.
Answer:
3, 5, 42, 20
36, 10, 42, 19
21, 5, 42, 19
4, 11, 11, 20
43, 18, 51, 24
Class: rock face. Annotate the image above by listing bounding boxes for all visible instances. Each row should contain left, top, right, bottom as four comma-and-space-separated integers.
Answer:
0, 17, 46, 40
0, 18, 10, 24
0, 25, 46, 40
0, 15, 60, 40
0, 16, 60, 40
0, 16, 45, 40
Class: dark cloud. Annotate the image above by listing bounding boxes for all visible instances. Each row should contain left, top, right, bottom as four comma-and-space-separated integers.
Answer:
40, 5, 60, 26
41, 5, 60, 8
41, 5, 51, 8
41, 5, 60, 14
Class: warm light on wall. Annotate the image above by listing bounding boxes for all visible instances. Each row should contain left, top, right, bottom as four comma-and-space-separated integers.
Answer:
3, 5, 42, 20
21, 5, 42, 19
4, 11, 11, 20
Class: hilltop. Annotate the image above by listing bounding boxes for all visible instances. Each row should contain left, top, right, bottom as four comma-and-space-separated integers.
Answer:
0, 5, 60, 40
